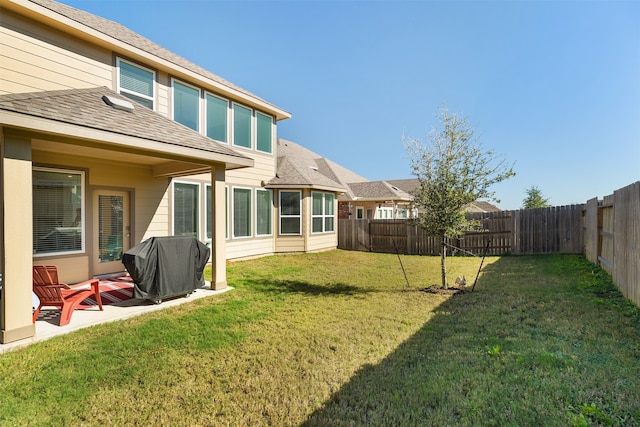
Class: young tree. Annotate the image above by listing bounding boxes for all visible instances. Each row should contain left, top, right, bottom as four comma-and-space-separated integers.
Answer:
405, 106, 515, 288
522, 185, 551, 209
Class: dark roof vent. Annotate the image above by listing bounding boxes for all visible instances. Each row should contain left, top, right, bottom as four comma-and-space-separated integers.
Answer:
102, 95, 134, 112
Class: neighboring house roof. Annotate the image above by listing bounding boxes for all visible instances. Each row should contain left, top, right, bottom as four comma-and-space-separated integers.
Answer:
386, 179, 421, 195
19, 0, 290, 120
265, 139, 346, 192
0, 87, 253, 169
465, 201, 501, 212
347, 181, 413, 202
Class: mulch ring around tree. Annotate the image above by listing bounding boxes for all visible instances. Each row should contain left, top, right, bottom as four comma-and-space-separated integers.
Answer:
419, 285, 469, 295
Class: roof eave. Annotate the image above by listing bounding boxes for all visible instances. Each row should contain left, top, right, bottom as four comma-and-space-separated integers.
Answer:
0, 109, 254, 169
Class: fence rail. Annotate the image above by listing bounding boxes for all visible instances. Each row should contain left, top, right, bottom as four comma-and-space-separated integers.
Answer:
339, 182, 639, 307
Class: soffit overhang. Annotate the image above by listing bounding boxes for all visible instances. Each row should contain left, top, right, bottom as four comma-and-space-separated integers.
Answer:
1, 110, 254, 174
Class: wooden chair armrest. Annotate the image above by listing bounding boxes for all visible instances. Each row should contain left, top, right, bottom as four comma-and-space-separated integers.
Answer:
67, 278, 99, 289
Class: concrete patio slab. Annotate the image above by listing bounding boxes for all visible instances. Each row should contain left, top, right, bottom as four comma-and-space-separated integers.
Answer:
1, 282, 232, 354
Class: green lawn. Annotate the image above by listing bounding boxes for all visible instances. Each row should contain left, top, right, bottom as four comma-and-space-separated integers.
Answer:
1, 251, 639, 426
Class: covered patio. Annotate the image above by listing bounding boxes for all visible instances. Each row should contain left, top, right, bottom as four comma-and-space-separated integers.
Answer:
0, 274, 232, 354
0, 87, 252, 344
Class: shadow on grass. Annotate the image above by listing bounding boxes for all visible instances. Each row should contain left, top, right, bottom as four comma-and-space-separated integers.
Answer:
239, 278, 370, 297
301, 255, 640, 426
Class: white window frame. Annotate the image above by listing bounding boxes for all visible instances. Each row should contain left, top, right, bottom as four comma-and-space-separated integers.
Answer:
356, 206, 364, 219
225, 186, 229, 239
256, 188, 273, 237
33, 167, 85, 257
172, 78, 201, 132
116, 58, 155, 109
172, 180, 200, 238
205, 184, 212, 244
279, 190, 302, 236
232, 186, 253, 239
205, 92, 229, 143
311, 192, 335, 234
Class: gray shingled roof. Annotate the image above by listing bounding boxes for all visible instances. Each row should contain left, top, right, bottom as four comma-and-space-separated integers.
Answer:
347, 181, 413, 201
0, 86, 251, 162
28, 0, 286, 115
386, 179, 420, 195
266, 139, 345, 191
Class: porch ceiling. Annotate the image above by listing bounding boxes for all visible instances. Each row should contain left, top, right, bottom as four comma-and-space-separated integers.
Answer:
31, 139, 208, 178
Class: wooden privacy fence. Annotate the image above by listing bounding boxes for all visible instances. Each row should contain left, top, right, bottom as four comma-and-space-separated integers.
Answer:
338, 181, 639, 307
584, 182, 640, 307
338, 205, 585, 256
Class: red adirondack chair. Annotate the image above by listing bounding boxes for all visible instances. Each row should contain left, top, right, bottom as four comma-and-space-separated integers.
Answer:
32, 265, 103, 326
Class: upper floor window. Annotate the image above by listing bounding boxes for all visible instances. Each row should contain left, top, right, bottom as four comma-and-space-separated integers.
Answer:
173, 80, 200, 131
117, 58, 155, 109
233, 104, 252, 149
312, 192, 335, 233
256, 112, 273, 153
280, 191, 301, 235
206, 93, 228, 143
33, 167, 84, 256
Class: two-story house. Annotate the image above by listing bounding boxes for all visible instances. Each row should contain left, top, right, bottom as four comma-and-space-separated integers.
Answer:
0, 0, 343, 344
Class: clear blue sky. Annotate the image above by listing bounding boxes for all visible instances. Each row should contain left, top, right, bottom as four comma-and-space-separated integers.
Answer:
64, 0, 640, 210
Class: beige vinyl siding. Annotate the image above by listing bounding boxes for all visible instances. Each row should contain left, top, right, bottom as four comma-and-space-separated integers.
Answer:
307, 232, 338, 252
226, 150, 275, 186
274, 236, 306, 254
0, 10, 111, 95
226, 238, 274, 260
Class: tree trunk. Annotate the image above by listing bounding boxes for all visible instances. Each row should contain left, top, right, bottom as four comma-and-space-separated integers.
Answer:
441, 235, 448, 289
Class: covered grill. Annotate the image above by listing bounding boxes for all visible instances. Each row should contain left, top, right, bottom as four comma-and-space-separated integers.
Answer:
122, 236, 210, 302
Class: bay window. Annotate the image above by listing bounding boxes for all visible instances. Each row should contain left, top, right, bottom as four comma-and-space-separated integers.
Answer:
279, 191, 301, 235
312, 192, 335, 233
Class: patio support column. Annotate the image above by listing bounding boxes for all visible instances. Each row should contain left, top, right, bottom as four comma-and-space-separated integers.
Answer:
210, 165, 227, 290
0, 131, 35, 344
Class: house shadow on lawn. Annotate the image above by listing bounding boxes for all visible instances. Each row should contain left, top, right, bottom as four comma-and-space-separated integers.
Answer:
301, 255, 634, 426
239, 278, 370, 297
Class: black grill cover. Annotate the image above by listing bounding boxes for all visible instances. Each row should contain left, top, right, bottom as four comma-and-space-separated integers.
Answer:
122, 236, 210, 300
